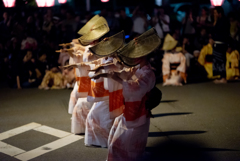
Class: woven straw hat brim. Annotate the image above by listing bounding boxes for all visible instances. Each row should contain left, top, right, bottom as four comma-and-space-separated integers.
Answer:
78, 15, 100, 35
78, 17, 110, 46
162, 34, 178, 51
89, 31, 125, 57
162, 41, 178, 50
117, 54, 140, 67
118, 28, 161, 59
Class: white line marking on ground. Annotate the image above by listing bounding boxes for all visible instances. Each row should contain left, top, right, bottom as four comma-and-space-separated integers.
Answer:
33, 125, 71, 138
0, 122, 41, 141
0, 141, 26, 156
14, 134, 83, 161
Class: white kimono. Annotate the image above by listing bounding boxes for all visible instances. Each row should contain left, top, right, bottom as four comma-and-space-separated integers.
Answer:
71, 48, 98, 134
85, 57, 121, 148
162, 52, 186, 86
107, 64, 155, 161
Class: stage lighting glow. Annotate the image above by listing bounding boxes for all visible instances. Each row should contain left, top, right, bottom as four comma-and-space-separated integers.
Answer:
101, 0, 109, 2
3, 0, 15, 7
36, 0, 45, 7
125, 35, 130, 39
210, 0, 224, 6
58, 0, 67, 4
36, 0, 55, 7
45, 0, 54, 7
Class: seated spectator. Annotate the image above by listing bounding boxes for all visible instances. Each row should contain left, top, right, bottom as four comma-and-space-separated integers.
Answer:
38, 66, 64, 90
198, 38, 220, 79
16, 50, 40, 89
162, 34, 187, 86
226, 42, 240, 81
38, 48, 65, 90
35, 52, 49, 80
42, 14, 53, 34
21, 32, 38, 51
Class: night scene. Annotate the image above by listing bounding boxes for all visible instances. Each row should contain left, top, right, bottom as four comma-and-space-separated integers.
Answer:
0, 0, 240, 161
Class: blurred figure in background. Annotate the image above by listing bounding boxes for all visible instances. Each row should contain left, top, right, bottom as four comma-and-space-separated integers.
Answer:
211, 6, 230, 84
152, 6, 170, 40
226, 42, 240, 81
132, 6, 148, 35
0, 12, 12, 41
38, 66, 64, 90
106, 9, 119, 36
42, 14, 53, 34
198, 38, 220, 79
162, 34, 187, 86
182, 36, 194, 70
228, 12, 238, 40
15, 50, 40, 89
21, 32, 38, 51
118, 8, 133, 38
182, 9, 196, 41
196, 7, 209, 33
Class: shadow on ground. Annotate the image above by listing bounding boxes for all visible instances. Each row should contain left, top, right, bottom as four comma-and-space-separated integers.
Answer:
160, 100, 178, 103
148, 130, 206, 137
143, 138, 238, 161
152, 112, 192, 118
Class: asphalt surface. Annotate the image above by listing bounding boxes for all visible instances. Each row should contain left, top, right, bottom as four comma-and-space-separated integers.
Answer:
0, 81, 240, 161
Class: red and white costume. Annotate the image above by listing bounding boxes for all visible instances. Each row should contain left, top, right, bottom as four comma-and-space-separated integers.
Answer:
162, 52, 186, 86
107, 64, 155, 161
85, 57, 123, 148
71, 47, 98, 134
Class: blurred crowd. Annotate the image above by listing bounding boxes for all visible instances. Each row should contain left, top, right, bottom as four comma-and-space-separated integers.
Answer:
0, 4, 240, 89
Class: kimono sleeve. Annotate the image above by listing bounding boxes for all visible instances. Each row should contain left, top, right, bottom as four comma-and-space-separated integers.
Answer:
198, 46, 207, 66
122, 69, 155, 99
162, 53, 170, 75
176, 53, 186, 73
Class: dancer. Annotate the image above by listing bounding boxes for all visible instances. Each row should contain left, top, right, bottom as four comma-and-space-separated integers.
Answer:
162, 34, 187, 86
84, 31, 125, 147
91, 28, 161, 161
198, 38, 220, 79
226, 42, 240, 80
63, 15, 110, 134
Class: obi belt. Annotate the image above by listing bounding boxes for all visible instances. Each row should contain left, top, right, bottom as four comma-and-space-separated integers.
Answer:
170, 63, 181, 70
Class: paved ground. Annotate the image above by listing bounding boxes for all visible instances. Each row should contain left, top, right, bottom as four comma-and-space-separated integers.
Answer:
0, 81, 240, 161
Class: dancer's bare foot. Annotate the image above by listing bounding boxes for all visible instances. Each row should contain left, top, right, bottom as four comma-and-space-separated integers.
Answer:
214, 78, 227, 84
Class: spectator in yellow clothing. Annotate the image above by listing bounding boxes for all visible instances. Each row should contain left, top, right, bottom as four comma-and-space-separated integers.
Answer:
198, 38, 220, 79
226, 45, 240, 80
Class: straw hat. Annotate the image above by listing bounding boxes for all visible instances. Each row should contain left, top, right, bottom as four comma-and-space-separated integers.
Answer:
78, 16, 110, 46
89, 31, 125, 57
78, 15, 100, 35
162, 34, 178, 51
118, 28, 161, 59
116, 28, 161, 66
175, 47, 183, 52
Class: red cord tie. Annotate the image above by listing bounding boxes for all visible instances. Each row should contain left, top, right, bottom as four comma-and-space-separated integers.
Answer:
134, 38, 138, 45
